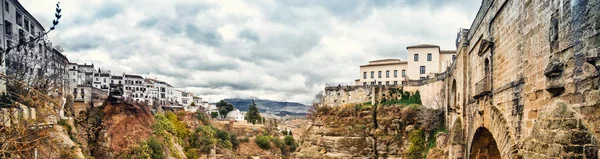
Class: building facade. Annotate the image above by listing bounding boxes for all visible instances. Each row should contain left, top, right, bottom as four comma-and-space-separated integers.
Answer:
358, 59, 407, 86
357, 45, 456, 86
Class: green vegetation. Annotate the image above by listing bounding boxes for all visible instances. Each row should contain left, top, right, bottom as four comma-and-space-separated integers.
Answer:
254, 134, 299, 155
122, 137, 164, 159
216, 100, 234, 118
196, 109, 209, 124
407, 130, 426, 159
210, 112, 219, 118
245, 99, 262, 124
255, 134, 272, 149
381, 90, 422, 106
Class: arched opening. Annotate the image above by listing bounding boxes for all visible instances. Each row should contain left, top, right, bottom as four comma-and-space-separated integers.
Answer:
484, 58, 490, 77
452, 80, 457, 111
450, 118, 464, 159
469, 127, 501, 159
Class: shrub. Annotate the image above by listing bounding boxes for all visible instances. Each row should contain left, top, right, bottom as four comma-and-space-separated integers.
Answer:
255, 135, 271, 149
229, 133, 240, 149
219, 139, 233, 149
146, 137, 164, 159
152, 113, 173, 135
284, 135, 298, 151
407, 130, 426, 159
216, 129, 229, 141
210, 112, 219, 118
196, 110, 209, 124
199, 136, 215, 153
166, 112, 189, 140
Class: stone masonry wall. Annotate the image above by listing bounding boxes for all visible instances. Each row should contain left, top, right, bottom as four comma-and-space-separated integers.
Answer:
446, 0, 600, 158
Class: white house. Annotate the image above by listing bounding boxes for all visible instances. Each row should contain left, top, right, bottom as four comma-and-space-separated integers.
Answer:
226, 109, 245, 121
123, 74, 146, 102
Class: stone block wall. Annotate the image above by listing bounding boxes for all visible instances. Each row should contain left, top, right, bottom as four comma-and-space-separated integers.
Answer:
445, 0, 600, 158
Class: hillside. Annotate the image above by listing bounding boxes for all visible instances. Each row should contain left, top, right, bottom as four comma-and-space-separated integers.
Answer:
224, 98, 309, 116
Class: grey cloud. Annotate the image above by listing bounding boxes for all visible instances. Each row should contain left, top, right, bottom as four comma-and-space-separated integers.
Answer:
94, 2, 124, 19
30, 0, 481, 103
61, 33, 106, 51
237, 29, 260, 42
184, 24, 222, 47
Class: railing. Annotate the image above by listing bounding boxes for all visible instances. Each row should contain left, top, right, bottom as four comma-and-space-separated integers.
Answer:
474, 75, 491, 98
325, 82, 359, 87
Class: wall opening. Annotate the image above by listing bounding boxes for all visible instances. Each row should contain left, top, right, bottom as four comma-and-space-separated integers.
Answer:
469, 127, 501, 159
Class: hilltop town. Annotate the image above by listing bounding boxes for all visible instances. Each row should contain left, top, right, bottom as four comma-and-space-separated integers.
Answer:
0, 0, 599, 159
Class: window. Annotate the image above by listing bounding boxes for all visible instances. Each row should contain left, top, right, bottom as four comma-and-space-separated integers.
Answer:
30, 25, 34, 34
378, 81, 382, 85
420, 66, 426, 74
402, 70, 406, 77
378, 71, 382, 78
16, 12, 22, 26
414, 54, 419, 61
103, 78, 106, 83
4, 1, 8, 12
24, 19, 29, 31
394, 70, 398, 77
4, 20, 12, 35
370, 82, 375, 85
452, 55, 456, 61
386, 81, 389, 86
427, 53, 432, 61
386, 70, 389, 78
363, 82, 367, 86
363, 72, 367, 79
420, 77, 426, 80
393, 81, 398, 85
402, 81, 407, 85
371, 71, 374, 78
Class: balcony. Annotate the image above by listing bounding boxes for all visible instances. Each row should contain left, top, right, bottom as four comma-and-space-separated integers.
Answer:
474, 75, 491, 98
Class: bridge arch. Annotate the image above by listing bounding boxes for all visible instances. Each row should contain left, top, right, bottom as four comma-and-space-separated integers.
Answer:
467, 105, 519, 159
469, 127, 501, 159
449, 117, 465, 159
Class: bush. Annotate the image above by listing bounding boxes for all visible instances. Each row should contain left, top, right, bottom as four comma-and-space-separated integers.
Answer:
219, 139, 233, 149
407, 130, 426, 159
196, 110, 209, 124
284, 135, 298, 151
166, 112, 189, 140
152, 113, 173, 135
216, 129, 229, 141
229, 133, 240, 149
146, 137, 164, 159
255, 135, 271, 149
199, 136, 215, 153
211, 112, 219, 118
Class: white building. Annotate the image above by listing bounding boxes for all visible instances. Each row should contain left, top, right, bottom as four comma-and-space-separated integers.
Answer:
123, 74, 146, 102
174, 89, 193, 106
226, 109, 245, 121
93, 69, 111, 93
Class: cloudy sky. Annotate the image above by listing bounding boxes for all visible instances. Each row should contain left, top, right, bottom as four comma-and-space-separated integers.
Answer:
22, 0, 481, 104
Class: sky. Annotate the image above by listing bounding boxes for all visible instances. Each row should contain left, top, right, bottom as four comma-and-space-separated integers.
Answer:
21, 0, 481, 104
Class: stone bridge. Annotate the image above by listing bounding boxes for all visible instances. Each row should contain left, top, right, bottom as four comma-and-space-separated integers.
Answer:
444, 0, 600, 158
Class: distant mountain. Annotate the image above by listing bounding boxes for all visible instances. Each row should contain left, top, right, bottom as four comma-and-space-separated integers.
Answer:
223, 98, 309, 116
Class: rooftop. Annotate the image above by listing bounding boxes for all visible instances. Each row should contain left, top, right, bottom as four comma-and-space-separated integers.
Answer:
406, 44, 440, 49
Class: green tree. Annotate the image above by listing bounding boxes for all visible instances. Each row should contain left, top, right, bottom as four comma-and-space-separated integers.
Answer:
211, 112, 219, 118
245, 100, 262, 124
216, 100, 234, 118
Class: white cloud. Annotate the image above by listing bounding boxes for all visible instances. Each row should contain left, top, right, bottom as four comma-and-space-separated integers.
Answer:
19, 0, 480, 104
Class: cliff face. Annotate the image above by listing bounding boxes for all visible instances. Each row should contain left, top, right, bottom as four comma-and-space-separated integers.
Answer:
96, 99, 155, 157
294, 103, 447, 158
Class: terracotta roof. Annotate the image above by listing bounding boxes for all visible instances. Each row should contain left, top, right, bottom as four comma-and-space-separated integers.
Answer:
406, 44, 440, 49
